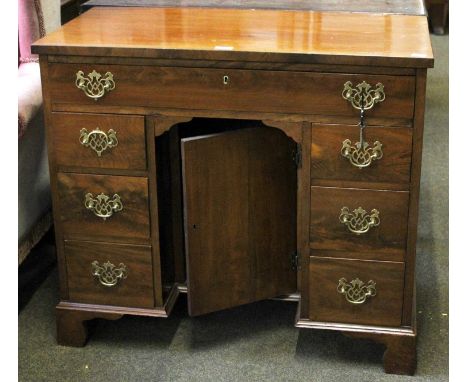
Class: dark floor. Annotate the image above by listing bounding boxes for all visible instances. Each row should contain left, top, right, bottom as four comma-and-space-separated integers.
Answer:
18, 35, 448, 381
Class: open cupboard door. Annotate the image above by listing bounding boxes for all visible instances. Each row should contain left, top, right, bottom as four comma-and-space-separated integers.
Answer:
181, 125, 297, 316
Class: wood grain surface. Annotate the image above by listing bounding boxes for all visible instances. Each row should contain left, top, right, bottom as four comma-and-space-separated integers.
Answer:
309, 186, 409, 261
52, 112, 147, 170
65, 240, 154, 308
308, 256, 405, 326
48, 63, 416, 119
32, 7, 433, 67
310, 124, 413, 188
402, 68, 428, 326
182, 126, 297, 316
57, 173, 151, 243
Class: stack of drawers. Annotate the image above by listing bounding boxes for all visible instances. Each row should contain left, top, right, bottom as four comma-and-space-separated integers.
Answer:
50, 111, 157, 308
306, 76, 416, 328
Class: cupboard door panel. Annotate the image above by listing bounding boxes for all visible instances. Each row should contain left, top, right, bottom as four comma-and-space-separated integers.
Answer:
182, 126, 297, 316
248, 127, 298, 301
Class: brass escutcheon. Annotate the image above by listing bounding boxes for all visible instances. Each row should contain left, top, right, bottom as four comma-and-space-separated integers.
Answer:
84, 193, 123, 220
339, 206, 380, 235
342, 81, 386, 111
79, 127, 118, 157
341, 139, 383, 169
337, 277, 377, 304
91, 260, 128, 287
75, 70, 115, 100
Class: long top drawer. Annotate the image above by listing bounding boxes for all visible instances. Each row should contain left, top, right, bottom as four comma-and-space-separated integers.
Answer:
48, 64, 415, 119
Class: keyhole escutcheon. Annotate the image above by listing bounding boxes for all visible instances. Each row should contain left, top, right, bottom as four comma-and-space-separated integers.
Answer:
223, 75, 230, 85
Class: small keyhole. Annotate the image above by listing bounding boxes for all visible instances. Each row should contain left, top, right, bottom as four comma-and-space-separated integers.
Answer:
223, 75, 230, 85
193, 224, 197, 229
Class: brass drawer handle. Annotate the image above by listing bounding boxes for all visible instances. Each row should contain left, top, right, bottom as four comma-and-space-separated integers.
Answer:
341, 139, 383, 168
337, 278, 376, 304
342, 81, 385, 111
79, 128, 118, 157
75, 70, 115, 100
92, 260, 127, 287
342, 81, 385, 165
339, 206, 380, 235
84, 193, 123, 220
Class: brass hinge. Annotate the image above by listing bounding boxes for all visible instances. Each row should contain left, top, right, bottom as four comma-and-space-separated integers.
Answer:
291, 251, 300, 271
293, 143, 302, 168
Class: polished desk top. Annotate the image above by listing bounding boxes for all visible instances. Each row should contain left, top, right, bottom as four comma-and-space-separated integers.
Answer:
81, 0, 427, 15
33, 7, 433, 67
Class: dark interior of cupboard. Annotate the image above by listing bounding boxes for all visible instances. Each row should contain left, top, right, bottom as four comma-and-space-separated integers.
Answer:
155, 118, 297, 316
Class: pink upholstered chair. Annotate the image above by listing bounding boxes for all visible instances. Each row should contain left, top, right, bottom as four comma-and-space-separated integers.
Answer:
18, 0, 60, 264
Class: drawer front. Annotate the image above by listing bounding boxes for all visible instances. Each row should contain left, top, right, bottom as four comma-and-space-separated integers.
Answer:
311, 124, 412, 186
310, 186, 409, 261
48, 64, 415, 119
57, 173, 150, 243
65, 240, 154, 308
52, 113, 147, 170
308, 256, 404, 327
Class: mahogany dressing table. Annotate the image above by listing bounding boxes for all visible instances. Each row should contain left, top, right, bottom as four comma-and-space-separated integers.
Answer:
32, 5, 433, 375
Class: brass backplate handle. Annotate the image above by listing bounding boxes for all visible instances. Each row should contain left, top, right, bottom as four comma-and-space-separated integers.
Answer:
337, 278, 376, 304
341, 139, 383, 168
339, 206, 380, 235
342, 81, 385, 111
92, 260, 128, 287
79, 127, 118, 157
75, 70, 115, 100
84, 193, 123, 220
